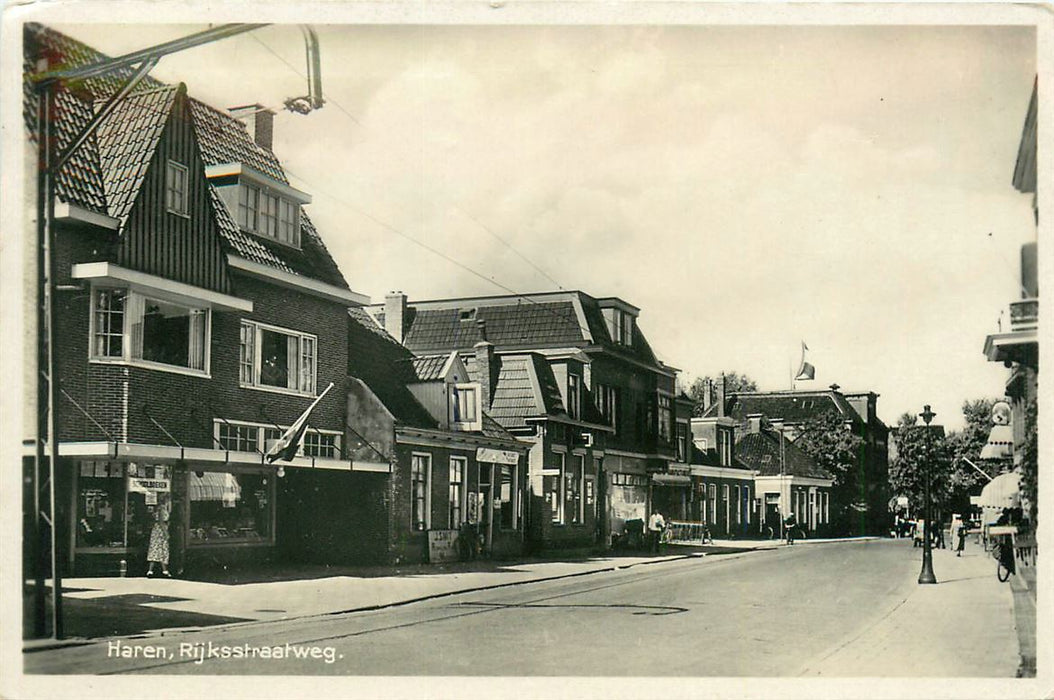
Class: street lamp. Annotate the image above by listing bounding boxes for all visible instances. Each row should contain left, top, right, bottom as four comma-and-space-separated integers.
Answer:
918, 405, 937, 584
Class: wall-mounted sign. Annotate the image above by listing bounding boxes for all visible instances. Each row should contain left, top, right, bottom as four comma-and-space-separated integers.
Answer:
127, 477, 170, 494
427, 529, 459, 563
476, 448, 519, 465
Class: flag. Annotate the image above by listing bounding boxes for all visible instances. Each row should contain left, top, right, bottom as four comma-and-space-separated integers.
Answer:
266, 382, 334, 463
794, 341, 815, 381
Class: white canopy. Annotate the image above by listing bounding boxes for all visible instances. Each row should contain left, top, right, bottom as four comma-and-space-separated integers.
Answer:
977, 470, 1021, 510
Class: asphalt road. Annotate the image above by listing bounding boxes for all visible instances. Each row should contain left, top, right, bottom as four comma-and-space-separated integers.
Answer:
27, 539, 945, 677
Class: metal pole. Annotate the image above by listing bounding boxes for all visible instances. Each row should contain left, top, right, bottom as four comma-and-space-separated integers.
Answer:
918, 405, 937, 585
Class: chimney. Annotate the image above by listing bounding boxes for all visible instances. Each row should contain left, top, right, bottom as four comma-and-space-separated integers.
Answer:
701, 378, 713, 413
716, 374, 727, 418
746, 413, 764, 434
384, 291, 407, 344
229, 104, 275, 150
474, 319, 495, 408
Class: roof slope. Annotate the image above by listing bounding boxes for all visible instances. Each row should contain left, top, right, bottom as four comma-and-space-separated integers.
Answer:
399, 300, 584, 353
704, 390, 863, 425
735, 430, 832, 480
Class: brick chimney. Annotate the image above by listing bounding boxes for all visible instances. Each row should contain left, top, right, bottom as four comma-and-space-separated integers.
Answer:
746, 413, 764, 434
384, 291, 407, 344
716, 374, 727, 418
229, 104, 275, 150
700, 378, 713, 413
474, 319, 495, 408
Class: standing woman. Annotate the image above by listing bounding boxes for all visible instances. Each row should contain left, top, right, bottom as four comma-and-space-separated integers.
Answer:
954, 514, 967, 557
146, 503, 171, 577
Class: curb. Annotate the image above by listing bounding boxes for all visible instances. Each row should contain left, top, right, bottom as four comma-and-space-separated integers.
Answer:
25, 539, 883, 652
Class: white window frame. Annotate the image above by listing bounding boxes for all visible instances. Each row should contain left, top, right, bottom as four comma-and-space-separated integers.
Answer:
238, 182, 301, 248
497, 462, 519, 531
213, 419, 341, 457
449, 456, 467, 528
165, 160, 189, 217
567, 373, 581, 420
239, 320, 318, 397
89, 286, 211, 378
411, 452, 432, 531
450, 382, 482, 431
708, 484, 717, 525
548, 452, 566, 525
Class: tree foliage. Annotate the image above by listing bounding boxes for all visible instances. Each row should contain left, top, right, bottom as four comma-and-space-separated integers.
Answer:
944, 398, 1003, 515
794, 410, 865, 492
1020, 400, 1038, 526
687, 372, 758, 417
889, 422, 954, 516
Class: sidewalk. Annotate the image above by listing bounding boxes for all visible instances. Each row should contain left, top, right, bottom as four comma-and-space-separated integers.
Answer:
799, 544, 1022, 677
25, 543, 761, 647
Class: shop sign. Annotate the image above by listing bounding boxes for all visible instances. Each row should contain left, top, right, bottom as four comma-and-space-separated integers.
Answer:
127, 477, 171, 494
476, 448, 519, 465
427, 529, 460, 563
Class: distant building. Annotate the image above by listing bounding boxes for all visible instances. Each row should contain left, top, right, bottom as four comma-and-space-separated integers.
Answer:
702, 384, 890, 535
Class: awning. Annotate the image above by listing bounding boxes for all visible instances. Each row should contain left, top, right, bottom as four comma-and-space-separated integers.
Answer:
190, 471, 242, 503
651, 473, 691, 485
977, 470, 1021, 509
979, 424, 1014, 460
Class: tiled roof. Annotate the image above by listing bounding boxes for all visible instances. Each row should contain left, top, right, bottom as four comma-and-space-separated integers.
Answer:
735, 430, 831, 480
25, 24, 350, 291
401, 301, 584, 353
406, 354, 448, 382
466, 354, 546, 429
704, 391, 863, 425
577, 294, 662, 368
95, 86, 178, 227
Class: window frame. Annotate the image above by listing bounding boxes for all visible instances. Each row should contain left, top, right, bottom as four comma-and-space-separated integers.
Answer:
657, 394, 672, 443
239, 320, 318, 397
546, 452, 566, 525
450, 382, 483, 431
567, 373, 581, 420
213, 419, 341, 458
89, 286, 211, 378
675, 421, 689, 462
165, 160, 189, 217
411, 452, 432, 532
449, 456, 467, 528
237, 182, 301, 248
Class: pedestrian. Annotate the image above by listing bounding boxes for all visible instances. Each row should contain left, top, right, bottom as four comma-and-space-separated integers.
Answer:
784, 512, 797, 545
648, 510, 666, 553
954, 515, 967, 557
146, 504, 171, 577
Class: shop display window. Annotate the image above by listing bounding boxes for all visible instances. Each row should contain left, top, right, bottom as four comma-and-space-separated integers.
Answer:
75, 461, 172, 549
188, 470, 272, 544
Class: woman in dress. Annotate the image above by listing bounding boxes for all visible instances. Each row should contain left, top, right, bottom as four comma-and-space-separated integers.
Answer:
146, 504, 171, 577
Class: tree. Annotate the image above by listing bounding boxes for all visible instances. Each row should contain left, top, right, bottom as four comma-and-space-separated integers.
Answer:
793, 410, 866, 533
889, 422, 954, 519
687, 372, 758, 417
1020, 400, 1038, 527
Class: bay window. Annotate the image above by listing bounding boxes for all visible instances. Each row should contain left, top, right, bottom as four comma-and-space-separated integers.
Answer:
90, 287, 209, 374
240, 321, 317, 395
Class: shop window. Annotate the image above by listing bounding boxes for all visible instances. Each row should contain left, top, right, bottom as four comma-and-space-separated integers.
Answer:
449, 457, 466, 527
76, 462, 175, 551
411, 453, 431, 531
90, 288, 209, 373
188, 469, 272, 544
240, 321, 316, 395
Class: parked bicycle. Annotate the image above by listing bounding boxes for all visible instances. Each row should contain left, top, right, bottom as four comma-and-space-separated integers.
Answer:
991, 533, 1016, 583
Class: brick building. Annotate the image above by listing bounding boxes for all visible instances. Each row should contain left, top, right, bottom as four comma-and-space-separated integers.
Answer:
370, 291, 689, 548
346, 309, 529, 563
23, 25, 381, 576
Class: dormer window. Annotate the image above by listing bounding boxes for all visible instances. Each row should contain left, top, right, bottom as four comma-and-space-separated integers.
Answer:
207, 163, 310, 249
601, 307, 634, 346
450, 383, 482, 431
567, 374, 581, 419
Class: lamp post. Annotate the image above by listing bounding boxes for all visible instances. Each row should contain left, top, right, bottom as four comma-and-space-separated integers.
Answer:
918, 405, 937, 585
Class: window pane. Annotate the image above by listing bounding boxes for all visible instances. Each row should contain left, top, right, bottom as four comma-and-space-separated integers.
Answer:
300, 336, 315, 394
76, 461, 127, 548
188, 470, 271, 543
259, 329, 291, 388
139, 297, 206, 370
239, 323, 255, 384
92, 289, 125, 358
411, 455, 429, 531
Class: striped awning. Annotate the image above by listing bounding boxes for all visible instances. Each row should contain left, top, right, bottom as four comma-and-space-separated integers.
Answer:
978, 470, 1021, 509
189, 471, 242, 503
651, 473, 691, 485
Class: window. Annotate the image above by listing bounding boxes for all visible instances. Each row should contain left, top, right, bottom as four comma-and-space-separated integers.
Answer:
718, 428, 733, 466
603, 308, 635, 347
734, 485, 741, 525
567, 374, 581, 419
188, 469, 273, 544
567, 455, 584, 524
823, 492, 829, 524
165, 161, 189, 216
218, 423, 260, 452
411, 453, 431, 531
91, 288, 209, 374
723, 484, 731, 529
449, 457, 466, 527
450, 383, 481, 430
238, 183, 301, 247
708, 484, 717, 525
595, 385, 619, 432
658, 395, 672, 443
545, 453, 565, 524
240, 321, 317, 395
676, 422, 689, 462
238, 183, 259, 231
302, 431, 339, 458
498, 464, 516, 530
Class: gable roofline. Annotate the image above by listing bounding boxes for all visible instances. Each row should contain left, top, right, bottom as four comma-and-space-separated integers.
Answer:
227, 254, 368, 305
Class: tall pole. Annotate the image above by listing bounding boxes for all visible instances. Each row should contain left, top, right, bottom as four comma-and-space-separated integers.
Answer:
918, 405, 937, 584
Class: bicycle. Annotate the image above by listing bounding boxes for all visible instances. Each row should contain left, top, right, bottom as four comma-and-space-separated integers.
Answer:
992, 534, 1015, 583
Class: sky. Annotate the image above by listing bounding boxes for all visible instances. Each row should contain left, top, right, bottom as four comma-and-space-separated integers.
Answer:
52, 19, 1038, 432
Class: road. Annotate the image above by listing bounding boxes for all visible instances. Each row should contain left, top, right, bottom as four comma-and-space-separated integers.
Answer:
24, 539, 1018, 676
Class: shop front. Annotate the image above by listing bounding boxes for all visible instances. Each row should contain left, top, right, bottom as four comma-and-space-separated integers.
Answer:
63, 444, 388, 576
650, 469, 692, 521
602, 453, 651, 545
